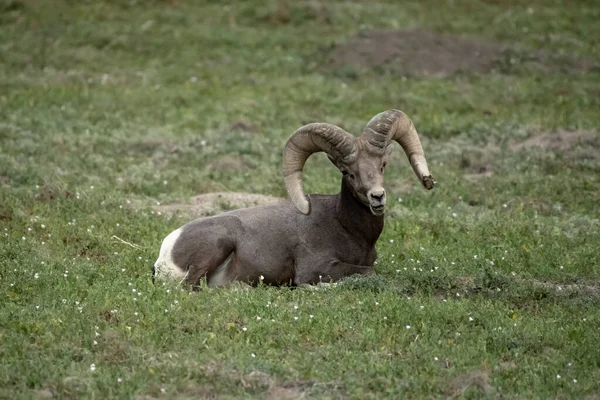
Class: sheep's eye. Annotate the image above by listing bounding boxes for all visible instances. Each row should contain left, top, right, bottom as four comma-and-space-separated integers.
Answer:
341, 170, 349, 176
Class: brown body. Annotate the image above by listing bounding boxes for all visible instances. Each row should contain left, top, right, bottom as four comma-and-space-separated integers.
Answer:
158, 178, 381, 287
154, 109, 434, 287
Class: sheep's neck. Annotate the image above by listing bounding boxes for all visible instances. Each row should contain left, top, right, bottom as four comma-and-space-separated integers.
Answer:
337, 178, 384, 246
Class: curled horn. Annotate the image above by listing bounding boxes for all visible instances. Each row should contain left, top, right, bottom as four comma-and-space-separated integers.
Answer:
283, 123, 356, 214
362, 109, 434, 189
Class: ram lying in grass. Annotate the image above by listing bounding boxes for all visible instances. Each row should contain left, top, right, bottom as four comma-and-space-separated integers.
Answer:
154, 110, 434, 287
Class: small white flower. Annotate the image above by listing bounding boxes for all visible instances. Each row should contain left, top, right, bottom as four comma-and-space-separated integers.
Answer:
90, 364, 96, 372
451, 213, 457, 217
309, 315, 314, 319
163, 180, 168, 185
469, 317, 474, 322
34, 273, 39, 279
406, 325, 411, 329
434, 357, 438, 361
503, 204, 508, 208
389, 239, 394, 243
160, 388, 165, 393
420, 306, 424, 309
126, 199, 131, 204
134, 312, 138, 316
117, 378, 122, 382
242, 327, 247, 331
256, 316, 262, 321
573, 379, 577, 383
156, 202, 161, 206
63, 274, 68, 277
41, 224, 46, 229
383, 316, 387, 320
293, 305, 298, 310
293, 316, 298, 321
251, 353, 256, 358
93, 340, 98, 345
560, 266, 564, 270
122, 268, 126, 272
90, 185, 94, 190
556, 374, 561, 379
132, 289, 136, 292
35, 306, 40, 310
114, 252, 118, 255
375, 302, 379, 305
473, 255, 478, 259
456, 293, 460, 297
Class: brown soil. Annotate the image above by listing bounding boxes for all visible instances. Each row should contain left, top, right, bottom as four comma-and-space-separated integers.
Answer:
228, 120, 260, 134
325, 29, 594, 76
205, 155, 252, 172
445, 370, 493, 396
326, 30, 505, 76
510, 130, 600, 158
156, 192, 283, 217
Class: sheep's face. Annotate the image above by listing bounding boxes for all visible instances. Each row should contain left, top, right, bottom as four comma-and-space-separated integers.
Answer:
330, 147, 389, 216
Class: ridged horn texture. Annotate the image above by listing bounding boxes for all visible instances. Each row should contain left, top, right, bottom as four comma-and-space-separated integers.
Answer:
362, 109, 435, 190
283, 123, 357, 214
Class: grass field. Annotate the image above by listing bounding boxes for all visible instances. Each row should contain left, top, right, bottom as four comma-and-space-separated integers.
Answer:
1, 0, 599, 398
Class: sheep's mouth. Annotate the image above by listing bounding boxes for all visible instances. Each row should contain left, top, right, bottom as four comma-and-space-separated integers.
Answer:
370, 204, 385, 216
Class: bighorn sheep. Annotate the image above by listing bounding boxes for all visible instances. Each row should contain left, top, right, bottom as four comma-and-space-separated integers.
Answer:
154, 110, 434, 287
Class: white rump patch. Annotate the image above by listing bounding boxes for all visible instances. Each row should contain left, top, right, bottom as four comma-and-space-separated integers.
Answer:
154, 228, 187, 281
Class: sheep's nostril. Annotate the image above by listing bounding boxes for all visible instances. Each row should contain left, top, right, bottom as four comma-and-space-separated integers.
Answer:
369, 189, 386, 204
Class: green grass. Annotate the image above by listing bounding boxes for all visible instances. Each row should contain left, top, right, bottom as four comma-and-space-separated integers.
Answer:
1, 0, 599, 398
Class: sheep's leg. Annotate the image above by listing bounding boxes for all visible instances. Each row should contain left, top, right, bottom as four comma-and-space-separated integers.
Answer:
294, 259, 373, 285
182, 246, 236, 289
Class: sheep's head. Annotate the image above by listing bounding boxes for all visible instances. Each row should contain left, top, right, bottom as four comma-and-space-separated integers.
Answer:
283, 109, 435, 216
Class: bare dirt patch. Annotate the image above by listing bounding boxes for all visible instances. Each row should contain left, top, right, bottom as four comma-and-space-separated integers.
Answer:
205, 155, 253, 172
228, 120, 260, 134
325, 29, 594, 76
510, 130, 600, 160
445, 370, 493, 397
156, 192, 284, 217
